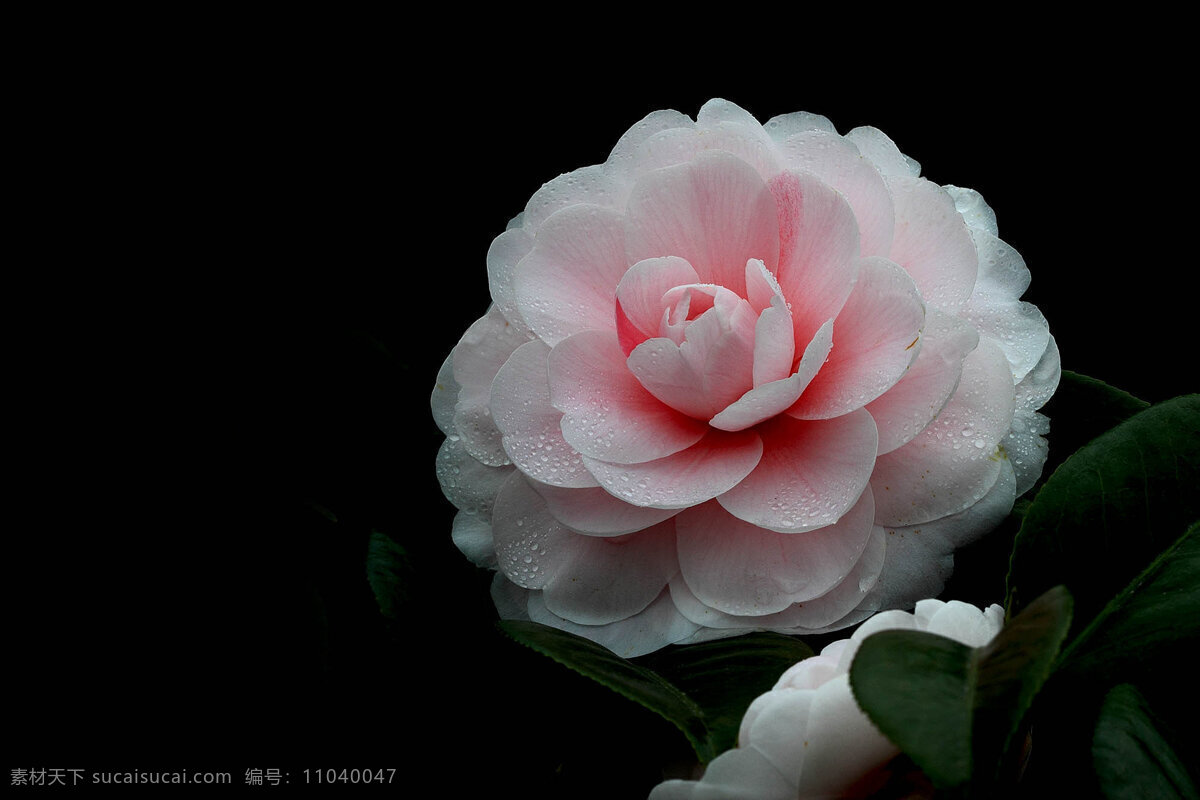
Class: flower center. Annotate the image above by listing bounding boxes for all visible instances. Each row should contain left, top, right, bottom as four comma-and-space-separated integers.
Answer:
617, 257, 808, 427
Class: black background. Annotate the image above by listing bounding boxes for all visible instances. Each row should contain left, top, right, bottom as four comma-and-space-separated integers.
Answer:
8, 20, 1194, 797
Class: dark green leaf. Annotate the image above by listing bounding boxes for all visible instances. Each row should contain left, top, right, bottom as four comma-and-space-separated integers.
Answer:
849, 587, 1072, 791
851, 629, 974, 788
497, 620, 716, 762
1005, 394, 1200, 631
1092, 684, 1199, 800
1037, 370, 1149, 480
1058, 522, 1199, 684
972, 585, 1073, 778
640, 632, 814, 755
365, 529, 411, 621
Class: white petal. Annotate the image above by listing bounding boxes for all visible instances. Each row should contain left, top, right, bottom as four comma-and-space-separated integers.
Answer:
491, 339, 598, 488
485, 226, 535, 334
845, 125, 921, 178
859, 459, 1016, 615
430, 351, 459, 436
450, 306, 533, 466
526, 588, 700, 659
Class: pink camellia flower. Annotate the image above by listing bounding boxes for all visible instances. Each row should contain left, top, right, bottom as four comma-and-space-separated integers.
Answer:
431, 99, 1058, 657
648, 599, 1006, 799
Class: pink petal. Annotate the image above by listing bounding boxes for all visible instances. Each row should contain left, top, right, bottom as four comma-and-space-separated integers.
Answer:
541, 520, 679, 626
625, 151, 780, 295
710, 319, 833, 432
676, 490, 875, 616
887, 176, 978, 312
626, 338, 712, 420
614, 256, 700, 355
490, 339, 599, 488
582, 428, 764, 509
774, 129, 895, 257
548, 330, 707, 463
634, 285, 759, 417
789, 257, 925, 420
689, 295, 758, 412
753, 295, 795, 387
718, 409, 878, 532
768, 171, 861, 355
744, 257, 786, 313
513, 204, 629, 345
529, 481, 679, 536
866, 309, 979, 455
746, 259, 794, 385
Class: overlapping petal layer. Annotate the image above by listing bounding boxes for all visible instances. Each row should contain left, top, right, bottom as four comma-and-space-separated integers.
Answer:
433, 99, 1057, 655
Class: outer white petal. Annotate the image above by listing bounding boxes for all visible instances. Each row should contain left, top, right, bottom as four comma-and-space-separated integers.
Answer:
490, 339, 599, 489
858, 458, 1016, 616
430, 351, 459, 436
961, 226, 1049, 384
603, 108, 695, 191
844, 125, 921, 178
945, 185, 999, 236
434, 436, 513, 521
451, 511, 496, 569
485, 226, 535, 334
519, 164, 622, 232
1014, 334, 1061, 414
871, 338, 1015, 528
762, 110, 838, 139
1003, 409, 1052, 497
669, 524, 887, 634
450, 306, 533, 466
526, 588, 700, 659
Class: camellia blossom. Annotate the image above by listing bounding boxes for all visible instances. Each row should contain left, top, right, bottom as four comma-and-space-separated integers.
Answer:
649, 599, 1007, 800
431, 99, 1058, 657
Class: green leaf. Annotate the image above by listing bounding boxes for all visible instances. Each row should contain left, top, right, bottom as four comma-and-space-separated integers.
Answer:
1092, 684, 1199, 800
497, 620, 716, 762
640, 632, 814, 756
1037, 371, 1149, 480
365, 529, 411, 621
849, 586, 1072, 791
1058, 521, 1199, 684
1005, 394, 1200, 630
